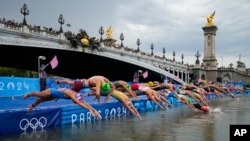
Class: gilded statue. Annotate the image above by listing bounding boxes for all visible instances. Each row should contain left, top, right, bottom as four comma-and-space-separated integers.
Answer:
205, 11, 216, 27
105, 26, 113, 39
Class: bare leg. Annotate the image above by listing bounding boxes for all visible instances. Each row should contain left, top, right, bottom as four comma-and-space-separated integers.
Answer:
23, 92, 40, 100
27, 98, 42, 112
23, 89, 51, 100
27, 97, 53, 112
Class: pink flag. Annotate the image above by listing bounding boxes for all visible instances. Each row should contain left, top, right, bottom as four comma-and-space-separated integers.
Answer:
142, 70, 148, 78
50, 55, 58, 69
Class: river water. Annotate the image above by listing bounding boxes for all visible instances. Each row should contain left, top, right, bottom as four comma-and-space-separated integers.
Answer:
1, 94, 250, 141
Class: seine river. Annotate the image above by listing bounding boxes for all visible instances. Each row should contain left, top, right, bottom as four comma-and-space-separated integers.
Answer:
1, 94, 249, 141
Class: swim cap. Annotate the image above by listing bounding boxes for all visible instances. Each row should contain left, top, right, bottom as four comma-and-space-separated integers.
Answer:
148, 81, 154, 87
187, 97, 192, 103
100, 82, 111, 93
201, 106, 209, 112
131, 83, 140, 91
71, 81, 84, 92
126, 85, 131, 90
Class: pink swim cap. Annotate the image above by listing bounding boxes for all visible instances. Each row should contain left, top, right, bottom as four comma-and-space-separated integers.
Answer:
201, 106, 209, 112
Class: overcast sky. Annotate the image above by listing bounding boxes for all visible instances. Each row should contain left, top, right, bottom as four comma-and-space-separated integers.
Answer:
1, 0, 250, 68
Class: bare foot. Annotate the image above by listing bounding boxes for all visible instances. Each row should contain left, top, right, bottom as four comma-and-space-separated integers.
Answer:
27, 104, 34, 112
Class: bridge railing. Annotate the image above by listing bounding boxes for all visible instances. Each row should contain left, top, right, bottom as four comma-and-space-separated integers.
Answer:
101, 45, 188, 71
0, 23, 189, 75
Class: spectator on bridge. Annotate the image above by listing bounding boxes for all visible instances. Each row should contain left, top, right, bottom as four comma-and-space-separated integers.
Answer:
22, 87, 101, 119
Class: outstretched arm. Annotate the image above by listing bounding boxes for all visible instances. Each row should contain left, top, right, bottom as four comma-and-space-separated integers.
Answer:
95, 82, 101, 104
181, 97, 198, 112
122, 85, 138, 99
66, 90, 101, 119
41, 63, 50, 71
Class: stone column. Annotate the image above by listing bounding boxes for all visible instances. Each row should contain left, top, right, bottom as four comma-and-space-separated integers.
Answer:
202, 26, 218, 81
202, 26, 218, 70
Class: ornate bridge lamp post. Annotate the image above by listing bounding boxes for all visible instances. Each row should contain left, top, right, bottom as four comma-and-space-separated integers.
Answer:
195, 51, 201, 65
120, 33, 124, 47
20, 3, 29, 25
181, 54, 184, 64
151, 43, 154, 56
99, 26, 104, 42
136, 38, 140, 52
229, 63, 233, 68
163, 47, 166, 59
173, 51, 176, 62
38, 56, 46, 78
58, 14, 64, 33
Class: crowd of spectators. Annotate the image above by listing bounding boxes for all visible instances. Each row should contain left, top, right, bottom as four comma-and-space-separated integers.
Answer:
0, 17, 59, 36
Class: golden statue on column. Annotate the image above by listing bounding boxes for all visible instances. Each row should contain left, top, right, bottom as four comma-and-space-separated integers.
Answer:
105, 26, 113, 39
205, 11, 216, 27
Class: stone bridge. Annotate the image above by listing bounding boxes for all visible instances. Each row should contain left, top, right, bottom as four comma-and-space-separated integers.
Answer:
0, 24, 190, 84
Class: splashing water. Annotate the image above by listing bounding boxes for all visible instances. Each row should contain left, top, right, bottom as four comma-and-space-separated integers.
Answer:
212, 107, 222, 113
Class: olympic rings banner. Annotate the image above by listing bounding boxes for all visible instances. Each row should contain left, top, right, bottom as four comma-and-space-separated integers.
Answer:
0, 77, 39, 97
0, 108, 61, 135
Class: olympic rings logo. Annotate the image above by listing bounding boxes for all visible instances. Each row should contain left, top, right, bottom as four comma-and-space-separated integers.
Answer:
19, 117, 47, 131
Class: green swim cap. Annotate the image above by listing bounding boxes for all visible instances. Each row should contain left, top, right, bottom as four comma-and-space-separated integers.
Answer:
126, 85, 131, 90
101, 82, 111, 93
